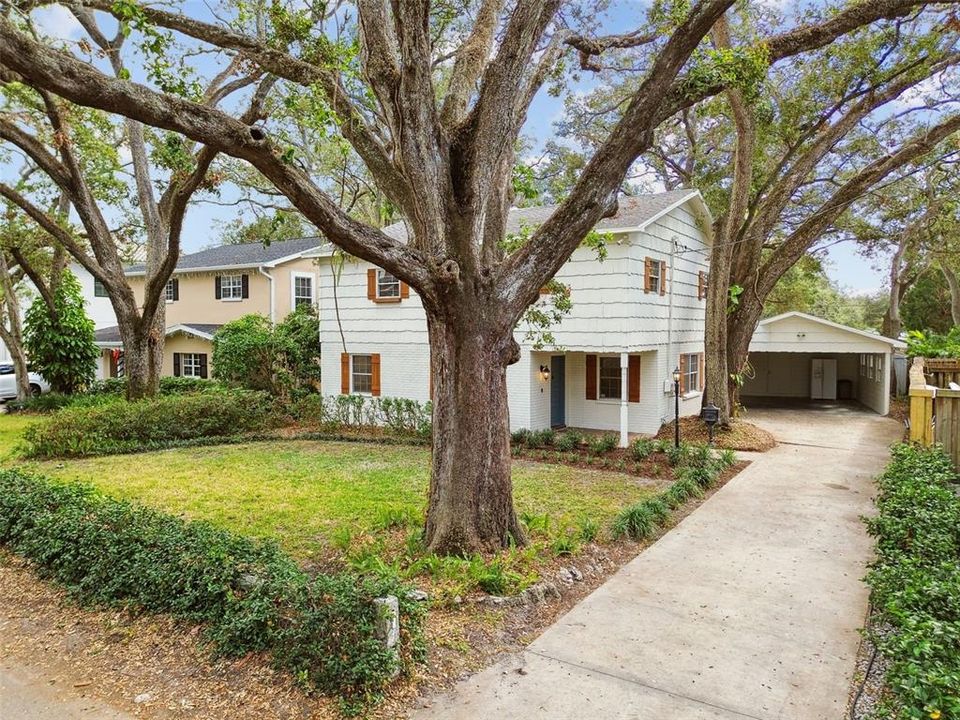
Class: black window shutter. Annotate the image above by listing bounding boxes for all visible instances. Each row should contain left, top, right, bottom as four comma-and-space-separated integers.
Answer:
173, 353, 181, 377
215, 276, 222, 299
172, 278, 180, 301
199, 354, 208, 379
241, 274, 249, 299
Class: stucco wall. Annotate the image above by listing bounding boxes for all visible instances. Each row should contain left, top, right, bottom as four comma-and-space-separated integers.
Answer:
161, 334, 214, 377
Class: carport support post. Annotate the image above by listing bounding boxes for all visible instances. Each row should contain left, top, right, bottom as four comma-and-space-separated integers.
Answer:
619, 352, 629, 448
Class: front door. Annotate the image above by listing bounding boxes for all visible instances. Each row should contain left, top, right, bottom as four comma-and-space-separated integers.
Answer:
550, 355, 565, 427
810, 358, 838, 400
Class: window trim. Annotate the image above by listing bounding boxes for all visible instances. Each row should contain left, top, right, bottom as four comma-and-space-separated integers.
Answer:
93, 278, 109, 298
648, 258, 662, 294
164, 278, 177, 303
180, 353, 204, 378
376, 269, 402, 301
351, 354, 374, 395
681, 352, 702, 397
290, 271, 316, 310
220, 273, 244, 301
597, 355, 623, 401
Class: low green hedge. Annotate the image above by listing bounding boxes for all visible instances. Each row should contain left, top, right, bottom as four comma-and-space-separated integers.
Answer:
865, 444, 960, 719
0, 470, 424, 706
21, 389, 276, 458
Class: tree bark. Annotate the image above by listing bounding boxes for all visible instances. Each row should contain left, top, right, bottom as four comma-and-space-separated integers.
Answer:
424, 307, 526, 553
0, 253, 30, 401
942, 264, 960, 327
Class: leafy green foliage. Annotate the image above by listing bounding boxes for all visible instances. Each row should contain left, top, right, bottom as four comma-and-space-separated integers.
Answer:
22, 389, 275, 458
902, 271, 954, 335
905, 329, 960, 359
23, 271, 99, 394
630, 437, 656, 460
864, 444, 960, 719
212, 309, 321, 397
290, 394, 432, 438
554, 430, 584, 452
588, 433, 619, 456
0, 469, 424, 704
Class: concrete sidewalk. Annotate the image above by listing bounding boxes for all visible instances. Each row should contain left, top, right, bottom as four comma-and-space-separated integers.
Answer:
413, 406, 902, 719
0, 664, 132, 720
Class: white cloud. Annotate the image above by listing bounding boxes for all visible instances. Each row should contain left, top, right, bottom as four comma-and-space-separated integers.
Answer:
32, 5, 83, 41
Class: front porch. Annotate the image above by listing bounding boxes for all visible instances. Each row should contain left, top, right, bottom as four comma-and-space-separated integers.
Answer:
525, 349, 702, 444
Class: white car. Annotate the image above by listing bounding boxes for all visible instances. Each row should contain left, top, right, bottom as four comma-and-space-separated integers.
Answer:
0, 363, 50, 401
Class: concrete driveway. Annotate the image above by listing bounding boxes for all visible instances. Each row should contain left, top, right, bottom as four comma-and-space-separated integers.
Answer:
412, 406, 902, 720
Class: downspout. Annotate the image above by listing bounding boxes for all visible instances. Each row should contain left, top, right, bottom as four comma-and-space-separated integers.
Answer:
664, 237, 678, 419
258, 266, 274, 322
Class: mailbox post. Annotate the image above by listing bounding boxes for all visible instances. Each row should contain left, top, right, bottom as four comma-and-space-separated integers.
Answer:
702, 402, 720, 446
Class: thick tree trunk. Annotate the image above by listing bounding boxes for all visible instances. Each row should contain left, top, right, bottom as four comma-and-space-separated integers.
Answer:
10, 341, 30, 400
942, 264, 960, 327
118, 313, 163, 400
423, 310, 526, 554
704, 228, 732, 425
725, 297, 765, 416
882, 234, 909, 339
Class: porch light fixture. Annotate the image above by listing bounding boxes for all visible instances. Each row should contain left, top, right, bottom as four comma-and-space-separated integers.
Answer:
540, 365, 551, 382
672, 366, 681, 449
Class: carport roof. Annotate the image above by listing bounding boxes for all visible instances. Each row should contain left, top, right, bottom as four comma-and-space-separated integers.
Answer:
754, 312, 906, 350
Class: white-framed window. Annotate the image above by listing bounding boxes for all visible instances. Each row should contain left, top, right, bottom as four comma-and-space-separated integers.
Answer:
351, 354, 373, 394
377, 270, 401, 299
682, 352, 701, 395
867, 355, 875, 380
648, 258, 662, 294
860, 354, 867, 377
221, 274, 243, 300
598, 356, 622, 400
94, 278, 109, 298
291, 272, 315, 309
165, 279, 177, 302
875, 354, 884, 383
181, 353, 204, 378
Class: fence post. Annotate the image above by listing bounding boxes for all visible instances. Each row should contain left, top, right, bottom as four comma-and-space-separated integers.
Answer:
908, 357, 935, 446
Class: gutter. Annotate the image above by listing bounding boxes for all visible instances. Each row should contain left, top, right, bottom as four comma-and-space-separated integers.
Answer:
258, 266, 275, 322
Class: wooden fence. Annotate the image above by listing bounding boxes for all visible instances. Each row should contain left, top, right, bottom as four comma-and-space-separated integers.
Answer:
909, 357, 960, 468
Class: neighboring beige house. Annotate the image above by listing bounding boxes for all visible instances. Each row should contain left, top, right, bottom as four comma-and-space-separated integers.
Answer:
94, 237, 323, 379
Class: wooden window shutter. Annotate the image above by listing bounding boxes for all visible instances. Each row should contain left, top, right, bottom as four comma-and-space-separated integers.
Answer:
400, 282, 410, 299
371, 353, 381, 396
214, 276, 222, 299
585, 354, 597, 400
199, 354, 208, 380
643, 257, 653, 293
659, 261, 667, 296
173, 352, 181, 377
241, 274, 250, 299
172, 278, 180, 301
340, 353, 350, 394
699, 353, 705, 391
679, 354, 688, 395
628, 355, 641, 403
367, 269, 377, 300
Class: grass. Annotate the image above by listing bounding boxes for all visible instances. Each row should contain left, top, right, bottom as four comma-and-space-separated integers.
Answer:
0, 413, 36, 458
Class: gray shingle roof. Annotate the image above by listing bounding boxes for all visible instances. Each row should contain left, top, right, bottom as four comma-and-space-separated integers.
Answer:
382, 190, 703, 241
126, 236, 324, 275
94, 323, 223, 346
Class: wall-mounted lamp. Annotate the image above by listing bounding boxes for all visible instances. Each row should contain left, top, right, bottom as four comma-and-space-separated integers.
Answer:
540, 365, 551, 382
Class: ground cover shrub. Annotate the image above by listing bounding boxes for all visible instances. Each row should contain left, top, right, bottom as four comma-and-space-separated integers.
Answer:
21, 389, 275, 458
588, 433, 619, 456
0, 470, 424, 706
864, 444, 960, 719
524, 428, 555, 449
292, 394, 432, 438
554, 430, 583, 452
630, 437, 656, 460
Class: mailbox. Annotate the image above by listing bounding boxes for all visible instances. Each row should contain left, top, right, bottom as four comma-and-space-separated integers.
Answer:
701, 403, 720, 445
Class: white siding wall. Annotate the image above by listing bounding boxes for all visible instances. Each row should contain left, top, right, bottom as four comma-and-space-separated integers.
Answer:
857, 352, 890, 415
319, 199, 711, 434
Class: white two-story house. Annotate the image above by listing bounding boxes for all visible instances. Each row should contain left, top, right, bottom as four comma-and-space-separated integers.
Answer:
316, 189, 713, 442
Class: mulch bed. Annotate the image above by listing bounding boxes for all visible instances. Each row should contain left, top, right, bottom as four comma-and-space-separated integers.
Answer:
655, 416, 776, 451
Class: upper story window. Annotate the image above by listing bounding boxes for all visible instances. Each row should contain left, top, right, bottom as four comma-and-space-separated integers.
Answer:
293, 274, 314, 308
377, 270, 401, 299
598, 356, 622, 400
216, 273, 248, 301
644, 257, 665, 295
165, 278, 179, 302
94, 278, 108, 298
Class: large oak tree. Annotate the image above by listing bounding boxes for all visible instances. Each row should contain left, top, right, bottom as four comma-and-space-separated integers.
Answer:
3, 0, 957, 552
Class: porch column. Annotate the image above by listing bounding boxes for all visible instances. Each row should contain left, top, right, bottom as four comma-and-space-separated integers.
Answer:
620, 351, 629, 448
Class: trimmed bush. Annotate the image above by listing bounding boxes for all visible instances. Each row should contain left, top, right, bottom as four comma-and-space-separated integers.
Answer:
0, 470, 424, 704
291, 394, 432, 438
864, 444, 960, 719
630, 437, 656, 460
21, 389, 275, 458
554, 430, 583, 452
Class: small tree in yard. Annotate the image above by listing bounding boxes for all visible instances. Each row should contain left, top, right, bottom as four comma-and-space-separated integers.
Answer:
23, 270, 98, 394
6, 0, 958, 553
275, 305, 322, 392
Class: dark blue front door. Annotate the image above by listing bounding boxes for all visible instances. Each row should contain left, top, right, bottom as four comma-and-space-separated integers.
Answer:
550, 355, 565, 427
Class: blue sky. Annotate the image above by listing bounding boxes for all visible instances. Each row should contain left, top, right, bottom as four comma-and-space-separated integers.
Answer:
22, 1, 890, 295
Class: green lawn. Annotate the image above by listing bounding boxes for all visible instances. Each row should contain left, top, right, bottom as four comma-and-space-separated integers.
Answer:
30, 439, 657, 559
0, 413, 37, 458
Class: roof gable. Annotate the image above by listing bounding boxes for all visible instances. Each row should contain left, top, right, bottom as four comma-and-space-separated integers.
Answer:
755, 312, 905, 349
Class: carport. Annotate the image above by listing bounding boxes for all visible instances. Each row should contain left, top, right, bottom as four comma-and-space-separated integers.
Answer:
741, 312, 906, 415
